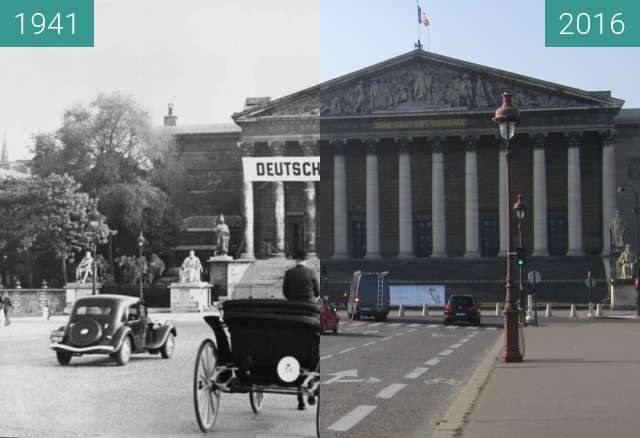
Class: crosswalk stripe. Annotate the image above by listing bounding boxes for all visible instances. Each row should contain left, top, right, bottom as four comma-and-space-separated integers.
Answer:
486, 327, 498, 331
450, 343, 462, 349
428, 324, 440, 328
408, 323, 421, 327
327, 405, 377, 432
370, 322, 384, 327
363, 330, 379, 334
381, 336, 393, 341
466, 326, 479, 330
376, 383, 407, 399
363, 341, 377, 347
439, 349, 454, 356
424, 358, 440, 366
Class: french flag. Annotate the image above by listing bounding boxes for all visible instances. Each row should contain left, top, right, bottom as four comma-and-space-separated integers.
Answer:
417, 5, 430, 28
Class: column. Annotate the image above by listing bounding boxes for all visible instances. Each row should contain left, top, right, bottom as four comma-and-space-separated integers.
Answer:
269, 140, 286, 257
567, 132, 584, 256
464, 136, 480, 258
365, 138, 381, 258
431, 137, 446, 257
239, 142, 255, 259
332, 140, 348, 258
397, 137, 413, 258
301, 140, 318, 257
601, 129, 617, 255
531, 133, 549, 256
498, 140, 508, 257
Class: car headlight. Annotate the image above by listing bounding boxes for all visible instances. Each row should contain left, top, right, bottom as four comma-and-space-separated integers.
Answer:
51, 334, 64, 343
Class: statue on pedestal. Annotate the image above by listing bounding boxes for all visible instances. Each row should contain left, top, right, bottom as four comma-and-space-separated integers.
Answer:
180, 250, 203, 284
75, 251, 94, 283
616, 244, 635, 279
610, 210, 626, 251
214, 214, 231, 257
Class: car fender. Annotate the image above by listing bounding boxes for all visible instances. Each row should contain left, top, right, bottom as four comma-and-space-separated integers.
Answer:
146, 323, 177, 350
112, 325, 133, 351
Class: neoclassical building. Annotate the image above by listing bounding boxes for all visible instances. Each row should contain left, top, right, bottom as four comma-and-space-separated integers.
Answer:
168, 49, 640, 302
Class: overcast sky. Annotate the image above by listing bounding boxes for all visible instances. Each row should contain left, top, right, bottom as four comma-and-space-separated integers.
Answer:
2, 0, 639, 160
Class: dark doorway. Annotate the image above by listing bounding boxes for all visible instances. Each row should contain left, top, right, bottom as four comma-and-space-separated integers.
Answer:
481, 218, 499, 257
286, 217, 305, 257
352, 221, 366, 258
548, 217, 567, 256
416, 219, 433, 257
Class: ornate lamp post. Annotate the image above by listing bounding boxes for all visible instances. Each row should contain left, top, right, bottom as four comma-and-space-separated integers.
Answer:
617, 184, 640, 316
137, 232, 146, 299
514, 193, 528, 325
494, 91, 523, 362
89, 207, 101, 295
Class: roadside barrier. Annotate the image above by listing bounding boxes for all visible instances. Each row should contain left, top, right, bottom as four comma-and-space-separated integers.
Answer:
545, 303, 552, 317
569, 304, 577, 318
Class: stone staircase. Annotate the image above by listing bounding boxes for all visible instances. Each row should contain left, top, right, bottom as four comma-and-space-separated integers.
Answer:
232, 257, 320, 299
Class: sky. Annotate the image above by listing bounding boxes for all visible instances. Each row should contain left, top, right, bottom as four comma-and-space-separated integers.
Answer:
1, 0, 639, 161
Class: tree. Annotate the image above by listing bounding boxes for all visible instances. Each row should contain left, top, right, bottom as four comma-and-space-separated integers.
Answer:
0, 174, 113, 287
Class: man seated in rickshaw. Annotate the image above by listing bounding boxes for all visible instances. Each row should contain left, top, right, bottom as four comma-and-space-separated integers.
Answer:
282, 248, 319, 410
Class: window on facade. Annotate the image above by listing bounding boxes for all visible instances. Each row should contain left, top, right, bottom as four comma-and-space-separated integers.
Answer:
481, 218, 499, 257
416, 220, 433, 257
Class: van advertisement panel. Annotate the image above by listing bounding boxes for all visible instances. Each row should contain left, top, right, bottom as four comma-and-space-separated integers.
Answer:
390, 285, 445, 307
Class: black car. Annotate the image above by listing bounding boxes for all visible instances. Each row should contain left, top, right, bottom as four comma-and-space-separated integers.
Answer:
50, 295, 177, 366
443, 294, 481, 326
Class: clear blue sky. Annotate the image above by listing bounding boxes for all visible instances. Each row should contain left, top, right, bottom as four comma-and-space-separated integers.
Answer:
2, 1, 639, 161
321, 0, 640, 105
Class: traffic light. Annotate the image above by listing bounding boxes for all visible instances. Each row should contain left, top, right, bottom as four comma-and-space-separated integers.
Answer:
515, 247, 526, 266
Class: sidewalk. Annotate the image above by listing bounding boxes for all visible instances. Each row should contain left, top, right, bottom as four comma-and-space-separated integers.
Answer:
457, 319, 640, 438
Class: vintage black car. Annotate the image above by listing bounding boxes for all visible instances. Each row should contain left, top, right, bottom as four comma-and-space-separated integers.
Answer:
50, 294, 177, 366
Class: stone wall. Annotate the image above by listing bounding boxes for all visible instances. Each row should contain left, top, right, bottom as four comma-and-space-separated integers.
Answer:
1, 289, 65, 315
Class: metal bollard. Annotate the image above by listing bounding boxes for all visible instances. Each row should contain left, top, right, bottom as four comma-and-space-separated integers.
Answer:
545, 303, 552, 317
587, 302, 594, 318
422, 304, 429, 316
398, 304, 405, 317
569, 303, 577, 318
526, 295, 535, 324
495, 302, 502, 316
596, 303, 603, 318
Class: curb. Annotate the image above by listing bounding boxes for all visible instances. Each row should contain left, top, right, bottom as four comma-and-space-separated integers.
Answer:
428, 333, 504, 438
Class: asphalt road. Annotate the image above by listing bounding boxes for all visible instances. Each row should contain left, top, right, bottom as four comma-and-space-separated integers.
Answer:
0, 317, 316, 438
319, 312, 502, 438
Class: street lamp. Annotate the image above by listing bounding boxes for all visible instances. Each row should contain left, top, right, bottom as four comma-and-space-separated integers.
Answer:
89, 207, 101, 295
494, 91, 523, 362
137, 232, 146, 299
617, 184, 640, 317
513, 193, 527, 326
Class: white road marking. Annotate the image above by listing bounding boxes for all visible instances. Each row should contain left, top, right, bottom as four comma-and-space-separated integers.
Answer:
389, 323, 403, 327
424, 358, 440, 366
339, 347, 356, 354
395, 332, 405, 336
459, 339, 470, 343
450, 343, 462, 349
381, 336, 393, 341
363, 341, 377, 347
407, 328, 417, 333
486, 327, 498, 331
446, 326, 458, 330
350, 322, 365, 326
370, 322, 384, 327
320, 354, 333, 361
466, 326, 479, 330
425, 378, 462, 386
327, 405, 377, 432
439, 349, 454, 356
428, 324, 439, 328
376, 383, 407, 399
409, 323, 421, 327
404, 367, 429, 379
363, 330, 379, 334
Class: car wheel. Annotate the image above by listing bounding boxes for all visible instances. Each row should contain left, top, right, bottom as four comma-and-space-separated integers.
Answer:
115, 336, 132, 366
56, 351, 72, 365
160, 333, 175, 359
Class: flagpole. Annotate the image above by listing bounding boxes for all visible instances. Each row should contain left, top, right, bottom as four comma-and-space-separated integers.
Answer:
417, 0, 421, 48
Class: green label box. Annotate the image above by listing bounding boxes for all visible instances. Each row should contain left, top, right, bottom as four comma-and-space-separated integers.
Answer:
546, 0, 640, 47
0, 0, 94, 47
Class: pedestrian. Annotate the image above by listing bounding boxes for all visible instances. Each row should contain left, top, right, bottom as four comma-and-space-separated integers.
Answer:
2, 291, 12, 326
282, 249, 320, 410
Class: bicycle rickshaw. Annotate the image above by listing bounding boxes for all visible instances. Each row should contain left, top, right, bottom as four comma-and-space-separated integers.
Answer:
193, 299, 320, 435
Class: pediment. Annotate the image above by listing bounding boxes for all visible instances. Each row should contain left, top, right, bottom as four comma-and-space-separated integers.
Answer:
233, 50, 622, 121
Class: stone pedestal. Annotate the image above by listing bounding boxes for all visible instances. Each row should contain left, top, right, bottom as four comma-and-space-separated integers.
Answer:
169, 282, 212, 312
208, 257, 252, 300
64, 282, 100, 314
610, 279, 638, 310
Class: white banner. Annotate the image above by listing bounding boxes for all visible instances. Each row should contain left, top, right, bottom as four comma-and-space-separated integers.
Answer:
242, 156, 320, 182
390, 285, 446, 307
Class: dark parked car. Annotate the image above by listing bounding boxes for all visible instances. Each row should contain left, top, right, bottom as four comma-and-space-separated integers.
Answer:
443, 294, 481, 326
320, 298, 339, 334
50, 295, 177, 366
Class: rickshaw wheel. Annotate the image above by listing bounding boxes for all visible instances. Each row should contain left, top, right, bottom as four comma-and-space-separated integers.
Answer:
193, 339, 221, 433
315, 364, 320, 438
249, 390, 264, 414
